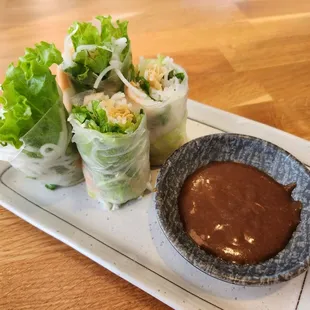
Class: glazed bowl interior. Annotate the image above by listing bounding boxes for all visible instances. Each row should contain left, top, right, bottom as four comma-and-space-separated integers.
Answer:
154, 133, 310, 286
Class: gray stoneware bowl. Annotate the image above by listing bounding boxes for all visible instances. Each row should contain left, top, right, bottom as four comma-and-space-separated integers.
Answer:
154, 133, 310, 286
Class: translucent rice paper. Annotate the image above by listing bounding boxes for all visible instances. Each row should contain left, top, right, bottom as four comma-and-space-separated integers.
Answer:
0, 101, 84, 186
69, 113, 151, 210
126, 65, 188, 166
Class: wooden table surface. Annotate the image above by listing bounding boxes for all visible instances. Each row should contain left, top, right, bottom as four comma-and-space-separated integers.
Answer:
1, 0, 310, 309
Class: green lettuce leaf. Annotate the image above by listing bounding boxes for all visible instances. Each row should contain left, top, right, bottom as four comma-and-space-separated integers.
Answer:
96, 16, 129, 60
64, 16, 130, 90
72, 100, 142, 134
69, 22, 101, 49
19, 41, 63, 76
0, 42, 62, 148
74, 48, 112, 75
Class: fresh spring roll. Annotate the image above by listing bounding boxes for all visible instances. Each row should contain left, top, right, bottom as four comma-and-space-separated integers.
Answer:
60, 16, 132, 99
0, 42, 84, 189
125, 55, 188, 165
69, 91, 151, 210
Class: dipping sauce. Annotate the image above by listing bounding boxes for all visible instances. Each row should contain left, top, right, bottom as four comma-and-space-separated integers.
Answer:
178, 162, 302, 264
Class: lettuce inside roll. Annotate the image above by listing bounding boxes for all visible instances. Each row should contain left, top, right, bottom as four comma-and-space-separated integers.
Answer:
0, 42, 83, 187
61, 16, 132, 95
69, 91, 151, 209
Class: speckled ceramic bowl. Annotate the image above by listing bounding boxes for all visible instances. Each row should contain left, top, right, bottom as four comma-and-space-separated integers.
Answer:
154, 133, 310, 286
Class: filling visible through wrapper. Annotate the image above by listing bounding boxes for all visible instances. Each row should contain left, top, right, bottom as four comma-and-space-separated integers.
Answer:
0, 41, 84, 188
129, 55, 187, 102
69, 91, 151, 209
61, 16, 132, 95
124, 55, 189, 165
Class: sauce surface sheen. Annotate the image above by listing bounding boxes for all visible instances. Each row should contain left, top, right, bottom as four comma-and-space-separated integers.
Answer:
178, 161, 302, 264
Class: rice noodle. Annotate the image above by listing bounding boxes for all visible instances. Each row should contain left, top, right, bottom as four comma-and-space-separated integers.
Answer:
75, 44, 112, 54
91, 18, 102, 36
93, 37, 131, 90
93, 64, 118, 89
110, 37, 127, 62
63, 23, 79, 68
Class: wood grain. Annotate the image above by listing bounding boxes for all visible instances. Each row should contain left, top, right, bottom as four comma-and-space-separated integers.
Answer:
0, 0, 309, 309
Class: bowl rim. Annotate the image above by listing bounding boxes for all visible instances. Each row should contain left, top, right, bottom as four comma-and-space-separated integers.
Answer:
154, 133, 310, 286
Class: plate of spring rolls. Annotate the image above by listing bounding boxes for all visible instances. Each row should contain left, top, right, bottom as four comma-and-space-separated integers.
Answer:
0, 16, 189, 209
55, 15, 190, 208
1, 15, 310, 310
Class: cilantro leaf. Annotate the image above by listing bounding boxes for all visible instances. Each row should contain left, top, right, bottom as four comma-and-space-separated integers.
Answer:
175, 72, 185, 82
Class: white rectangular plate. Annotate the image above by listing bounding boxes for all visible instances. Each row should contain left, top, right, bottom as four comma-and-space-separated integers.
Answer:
0, 99, 309, 310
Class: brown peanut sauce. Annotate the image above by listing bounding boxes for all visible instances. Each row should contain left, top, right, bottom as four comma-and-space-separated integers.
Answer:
178, 162, 302, 264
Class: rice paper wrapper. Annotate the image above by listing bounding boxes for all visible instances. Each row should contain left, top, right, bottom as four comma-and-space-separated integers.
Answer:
149, 109, 188, 165
127, 82, 188, 166
69, 114, 151, 209
66, 49, 132, 97
0, 101, 84, 186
